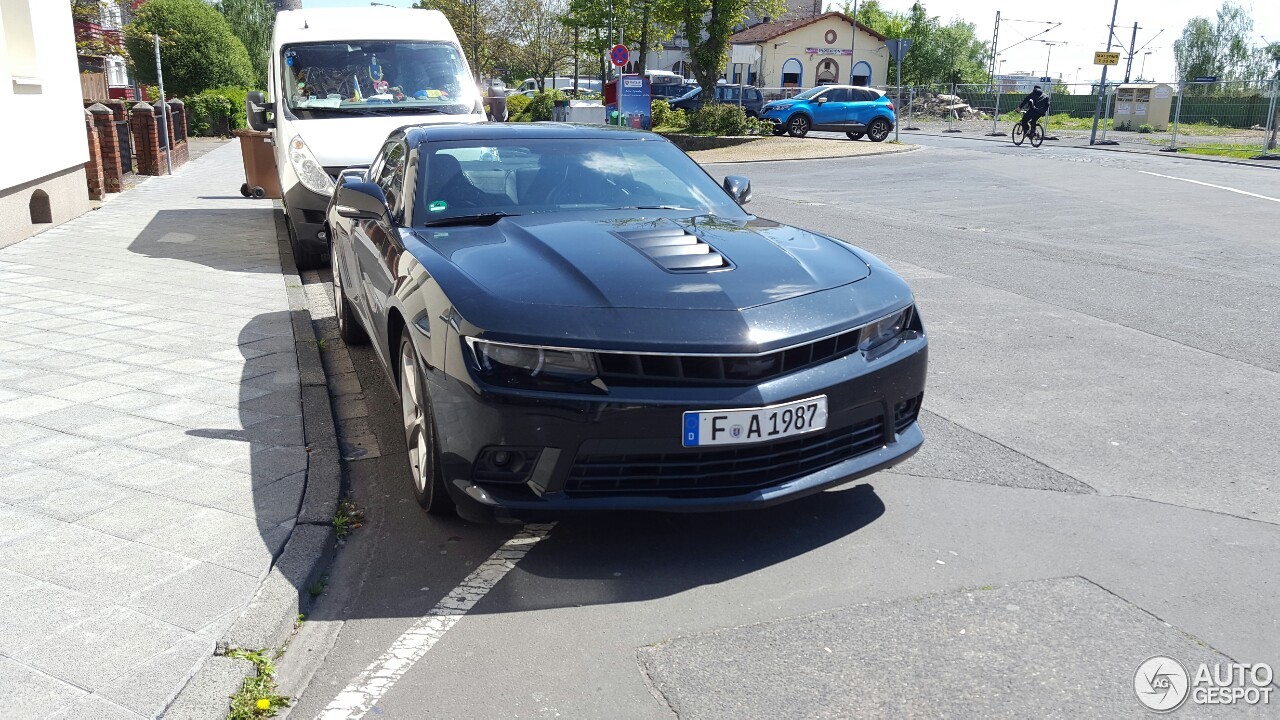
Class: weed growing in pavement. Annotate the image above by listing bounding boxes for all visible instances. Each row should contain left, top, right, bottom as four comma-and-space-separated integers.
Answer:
227, 649, 290, 719
307, 574, 327, 598
333, 498, 364, 539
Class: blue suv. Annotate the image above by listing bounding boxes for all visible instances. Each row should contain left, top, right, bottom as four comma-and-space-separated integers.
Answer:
761, 85, 896, 141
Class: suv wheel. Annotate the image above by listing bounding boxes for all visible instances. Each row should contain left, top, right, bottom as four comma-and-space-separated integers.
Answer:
867, 118, 891, 142
787, 114, 810, 138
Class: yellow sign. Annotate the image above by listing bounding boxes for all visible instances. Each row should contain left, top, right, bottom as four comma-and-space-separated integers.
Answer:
1094, 51, 1120, 66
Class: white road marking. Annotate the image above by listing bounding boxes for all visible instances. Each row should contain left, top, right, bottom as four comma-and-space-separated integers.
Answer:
319, 523, 556, 720
1139, 171, 1280, 204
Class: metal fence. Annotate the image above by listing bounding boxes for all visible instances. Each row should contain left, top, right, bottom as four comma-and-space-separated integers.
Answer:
879, 80, 1279, 158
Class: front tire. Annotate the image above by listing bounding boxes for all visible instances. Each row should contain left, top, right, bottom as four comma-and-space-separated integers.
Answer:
845, 131, 865, 141
787, 114, 810, 138
867, 118, 891, 142
331, 238, 368, 345
399, 329, 455, 516
1012, 122, 1026, 146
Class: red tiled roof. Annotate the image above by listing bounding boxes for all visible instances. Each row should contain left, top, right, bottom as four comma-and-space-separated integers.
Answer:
729, 12, 887, 44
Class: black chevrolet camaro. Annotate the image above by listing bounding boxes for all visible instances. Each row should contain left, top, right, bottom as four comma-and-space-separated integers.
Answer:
327, 123, 927, 522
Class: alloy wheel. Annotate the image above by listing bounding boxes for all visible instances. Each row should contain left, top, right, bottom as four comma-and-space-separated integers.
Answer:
868, 119, 890, 142
788, 115, 810, 138
400, 340, 429, 494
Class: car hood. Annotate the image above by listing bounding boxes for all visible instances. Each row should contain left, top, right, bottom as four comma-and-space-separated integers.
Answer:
410, 214, 870, 311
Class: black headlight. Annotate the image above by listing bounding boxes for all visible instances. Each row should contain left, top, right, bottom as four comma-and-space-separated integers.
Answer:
466, 338, 601, 390
859, 306, 914, 354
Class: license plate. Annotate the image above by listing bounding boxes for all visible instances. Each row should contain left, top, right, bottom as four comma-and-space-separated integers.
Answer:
682, 396, 828, 447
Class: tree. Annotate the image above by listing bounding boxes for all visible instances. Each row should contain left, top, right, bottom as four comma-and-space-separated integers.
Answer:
1173, 1, 1264, 83
218, 0, 273, 88
668, 0, 783, 95
124, 0, 256, 96
846, 2, 988, 86
509, 0, 575, 89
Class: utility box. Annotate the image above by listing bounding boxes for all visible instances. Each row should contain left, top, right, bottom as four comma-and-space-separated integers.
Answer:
1114, 83, 1173, 131
551, 99, 605, 124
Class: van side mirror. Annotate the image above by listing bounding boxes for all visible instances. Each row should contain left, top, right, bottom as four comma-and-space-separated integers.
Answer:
246, 90, 272, 131
723, 175, 751, 205
335, 181, 389, 221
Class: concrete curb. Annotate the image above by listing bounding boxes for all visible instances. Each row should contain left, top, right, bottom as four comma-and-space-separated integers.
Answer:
161, 209, 342, 719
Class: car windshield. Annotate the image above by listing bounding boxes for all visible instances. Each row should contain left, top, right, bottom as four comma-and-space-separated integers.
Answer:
413, 138, 748, 224
792, 87, 827, 100
281, 41, 476, 116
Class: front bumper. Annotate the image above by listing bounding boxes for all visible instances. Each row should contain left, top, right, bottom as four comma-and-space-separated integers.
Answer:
428, 331, 928, 521
283, 181, 331, 255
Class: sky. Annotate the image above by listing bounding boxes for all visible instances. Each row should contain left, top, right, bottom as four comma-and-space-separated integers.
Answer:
302, 0, 1280, 86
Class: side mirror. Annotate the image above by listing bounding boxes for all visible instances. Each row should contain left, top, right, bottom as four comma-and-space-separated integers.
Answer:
246, 90, 272, 131
816, 96, 828, 104
723, 175, 751, 205
335, 181, 389, 221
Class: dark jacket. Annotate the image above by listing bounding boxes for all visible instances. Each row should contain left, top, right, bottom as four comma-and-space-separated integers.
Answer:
1020, 89, 1050, 114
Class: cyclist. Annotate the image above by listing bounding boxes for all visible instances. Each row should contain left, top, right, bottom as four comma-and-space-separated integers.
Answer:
1018, 85, 1050, 136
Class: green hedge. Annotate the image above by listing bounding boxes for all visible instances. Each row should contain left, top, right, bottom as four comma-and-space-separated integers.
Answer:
186, 86, 251, 136
687, 103, 770, 136
506, 93, 531, 120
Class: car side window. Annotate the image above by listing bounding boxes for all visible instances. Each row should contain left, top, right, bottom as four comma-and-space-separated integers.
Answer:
748, 89, 761, 102
374, 142, 406, 222
828, 88, 851, 103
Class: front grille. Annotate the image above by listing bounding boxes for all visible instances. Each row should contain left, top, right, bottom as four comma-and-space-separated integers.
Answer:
597, 327, 862, 386
894, 393, 923, 433
565, 415, 886, 497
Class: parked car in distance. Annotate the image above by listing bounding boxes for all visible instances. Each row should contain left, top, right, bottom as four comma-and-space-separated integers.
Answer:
327, 123, 927, 522
761, 85, 895, 140
650, 81, 694, 100
668, 84, 765, 117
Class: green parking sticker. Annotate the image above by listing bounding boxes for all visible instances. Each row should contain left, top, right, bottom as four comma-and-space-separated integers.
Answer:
429, 200, 447, 213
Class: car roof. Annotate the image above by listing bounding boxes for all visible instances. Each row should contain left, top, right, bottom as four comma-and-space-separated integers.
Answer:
401, 122, 669, 146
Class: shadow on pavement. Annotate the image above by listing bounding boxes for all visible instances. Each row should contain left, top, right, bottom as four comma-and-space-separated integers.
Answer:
484, 483, 885, 612
128, 208, 280, 274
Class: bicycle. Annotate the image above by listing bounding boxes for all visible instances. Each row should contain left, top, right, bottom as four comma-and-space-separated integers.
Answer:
1011, 117, 1044, 148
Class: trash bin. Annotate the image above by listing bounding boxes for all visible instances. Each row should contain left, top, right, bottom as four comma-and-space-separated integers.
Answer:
234, 129, 282, 199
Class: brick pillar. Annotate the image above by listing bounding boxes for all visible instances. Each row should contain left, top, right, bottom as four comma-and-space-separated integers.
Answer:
131, 101, 162, 175
166, 99, 189, 168
85, 110, 105, 200
87, 103, 122, 193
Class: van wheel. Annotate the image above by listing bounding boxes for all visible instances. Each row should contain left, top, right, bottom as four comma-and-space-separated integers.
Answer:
285, 215, 325, 270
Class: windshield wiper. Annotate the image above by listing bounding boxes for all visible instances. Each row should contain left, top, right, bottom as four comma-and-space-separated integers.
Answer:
418, 211, 520, 227
609, 205, 697, 212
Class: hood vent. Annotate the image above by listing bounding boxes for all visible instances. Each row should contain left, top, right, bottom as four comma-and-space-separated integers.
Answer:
615, 227, 730, 272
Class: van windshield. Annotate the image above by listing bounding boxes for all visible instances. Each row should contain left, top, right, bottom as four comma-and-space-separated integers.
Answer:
282, 41, 477, 116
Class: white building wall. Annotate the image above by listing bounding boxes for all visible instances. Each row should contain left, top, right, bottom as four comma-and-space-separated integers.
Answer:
0, 0, 91, 245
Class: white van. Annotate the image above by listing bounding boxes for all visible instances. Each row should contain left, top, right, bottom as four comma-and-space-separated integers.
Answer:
247, 8, 483, 268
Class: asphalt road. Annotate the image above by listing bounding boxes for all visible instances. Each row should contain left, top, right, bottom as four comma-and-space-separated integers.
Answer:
278, 135, 1280, 719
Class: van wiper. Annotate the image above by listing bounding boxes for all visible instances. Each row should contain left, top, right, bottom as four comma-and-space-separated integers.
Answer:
418, 211, 520, 227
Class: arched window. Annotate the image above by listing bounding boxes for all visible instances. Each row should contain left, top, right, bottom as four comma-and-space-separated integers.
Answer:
816, 59, 839, 85
29, 190, 52, 225
781, 58, 802, 87
851, 61, 872, 86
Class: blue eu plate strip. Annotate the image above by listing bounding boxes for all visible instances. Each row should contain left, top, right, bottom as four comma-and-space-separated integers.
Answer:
683, 413, 700, 447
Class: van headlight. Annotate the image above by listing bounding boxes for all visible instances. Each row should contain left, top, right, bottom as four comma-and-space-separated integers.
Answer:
288, 135, 335, 196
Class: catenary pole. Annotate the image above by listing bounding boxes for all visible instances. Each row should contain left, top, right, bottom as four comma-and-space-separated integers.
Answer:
1089, 0, 1120, 145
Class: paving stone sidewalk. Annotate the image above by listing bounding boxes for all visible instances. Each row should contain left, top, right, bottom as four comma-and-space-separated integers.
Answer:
0, 141, 305, 719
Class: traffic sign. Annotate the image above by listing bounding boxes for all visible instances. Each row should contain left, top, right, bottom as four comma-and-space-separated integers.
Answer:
1039, 76, 1052, 83
610, 44, 630, 68
885, 38, 912, 63
1193, 76, 1219, 83
1094, 51, 1120, 66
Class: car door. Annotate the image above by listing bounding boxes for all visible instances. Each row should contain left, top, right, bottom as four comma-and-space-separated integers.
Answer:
353, 139, 407, 347
849, 88, 879, 128
812, 88, 850, 128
